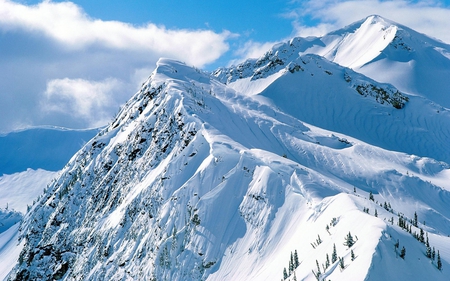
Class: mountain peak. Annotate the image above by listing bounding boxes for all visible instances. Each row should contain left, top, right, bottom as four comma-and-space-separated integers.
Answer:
364, 14, 392, 25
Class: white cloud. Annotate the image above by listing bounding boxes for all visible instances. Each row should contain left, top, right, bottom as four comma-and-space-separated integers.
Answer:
0, 0, 230, 67
42, 78, 124, 127
0, 0, 233, 132
291, 0, 450, 43
228, 40, 281, 67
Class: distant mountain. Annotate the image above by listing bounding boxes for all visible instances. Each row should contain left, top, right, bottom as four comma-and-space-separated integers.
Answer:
302, 15, 450, 108
216, 15, 450, 108
0, 127, 99, 175
4, 16, 450, 281
215, 17, 450, 164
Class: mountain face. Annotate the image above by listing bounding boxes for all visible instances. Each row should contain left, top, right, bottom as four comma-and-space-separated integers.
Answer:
214, 15, 450, 164
6, 16, 450, 281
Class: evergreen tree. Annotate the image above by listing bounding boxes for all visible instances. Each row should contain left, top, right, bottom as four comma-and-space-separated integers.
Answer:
283, 267, 288, 280
437, 251, 442, 271
316, 260, 321, 275
332, 244, 338, 263
394, 239, 399, 249
425, 234, 432, 258
419, 228, 425, 243
369, 191, 374, 201
293, 271, 297, 281
400, 246, 406, 259
374, 209, 378, 217
294, 250, 299, 268
432, 247, 436, 260
339, 257, 345, 270
351, 249, 355, 261
317, 234, 322, 245
426, 245, 432, 259
289, 252, 294, 274
344, 232, 355, 248
413, 212, 418, 227
325, 253, 330, 269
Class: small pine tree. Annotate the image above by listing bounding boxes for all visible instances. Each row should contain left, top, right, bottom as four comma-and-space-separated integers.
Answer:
339, 257, 345, 270
437, 251, 442, 271
400, 246, 406, 259
332, 244, 337, 263
326, 253, 330, 269
414, 212, 418, 227
351, 249, 356, 261
344, 231, 355, 248
374, 209, 378, 217
316, 260, 321, 275
432, 247, 436, 260
426, 245, 432, 259
419, 228, 425, 243
283, 267, 288, 280
425, 234, 432, 258
369, 191, 374, 201
293, 271, 297, 281
294, 250, 299, 268
289, 252, 294, 274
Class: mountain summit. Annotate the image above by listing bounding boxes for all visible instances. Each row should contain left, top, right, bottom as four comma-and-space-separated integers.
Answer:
5, 17, 450, 281
302, 15, 450, 108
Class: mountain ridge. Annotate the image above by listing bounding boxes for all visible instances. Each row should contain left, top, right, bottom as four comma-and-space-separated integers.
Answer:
3, 16, 450, 281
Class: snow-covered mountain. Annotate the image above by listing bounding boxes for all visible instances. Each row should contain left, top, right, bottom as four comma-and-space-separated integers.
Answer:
4, 16, 450, 281
0, 127, 99, 176
0, 127, 98, 280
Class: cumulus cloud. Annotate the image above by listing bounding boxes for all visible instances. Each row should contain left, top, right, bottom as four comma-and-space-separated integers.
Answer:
228, 40, 279, 66
42, 78, 123, 127
0, 0, 231, 132
0, 0, 230, 66
290, 0, 450, 43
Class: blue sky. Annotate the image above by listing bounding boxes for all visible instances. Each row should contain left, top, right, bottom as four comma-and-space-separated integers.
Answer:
1, 0, 450, 132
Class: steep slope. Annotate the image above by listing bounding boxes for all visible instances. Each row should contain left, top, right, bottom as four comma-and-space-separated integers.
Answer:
6, 59, 450, 281
0, 209, 23, 281
214, 16, 450, 164
0, 169, 58, 279
301, 15, 450, 108
257, 54, 450, 165
214, 15, 450, 108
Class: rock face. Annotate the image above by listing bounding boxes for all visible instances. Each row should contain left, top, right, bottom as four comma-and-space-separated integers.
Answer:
6, 16, 450, 281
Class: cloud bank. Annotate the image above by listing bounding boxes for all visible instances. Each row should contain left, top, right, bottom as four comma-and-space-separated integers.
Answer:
0, 0, 230, 132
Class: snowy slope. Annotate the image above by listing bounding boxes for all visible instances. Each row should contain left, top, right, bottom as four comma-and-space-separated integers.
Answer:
216, 15, 450, 108
6, 58, 450, 281
0, 169, 58, 281
0, 169, 58, 213
0, 127, 99, 175
300, 15, 450, 109
0, 210, 23, 281
257, 54, 450, 165
216, 16, 450, 164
